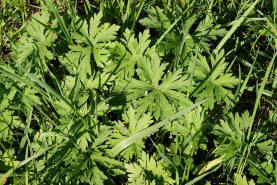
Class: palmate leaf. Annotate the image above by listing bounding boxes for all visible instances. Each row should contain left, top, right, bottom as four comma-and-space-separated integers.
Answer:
0, 110, 23, 141
59, 45, 91, 76
139, 6, 187, 56
213, 111, 252, 162
190, 50, 238, 109
126, 53, 191, 120
31, 124, 123, 184
139, 6, 226, 55
59, 45, 92, 84
72, 12, 120, 68
13, 7, 56, 72
109, 106, 153, 160
193, 16, 227, 52
166, 107, 208, 156
87, 71, 116, 90
214, 111, 252, 144
21, 87, 42, 110
234, 173, 256, 185
52, 74, 111, 117
125, 151, 175, 185
110, 99, 206, 157
158, 13, 226, 55
0, 111, 14, 141
60, 12, 120, 84
0, 83, 16, 111
107, 29, 153, 79
213, 110, 273, 176
139, 6, 171, 30
60, 46, 116, 88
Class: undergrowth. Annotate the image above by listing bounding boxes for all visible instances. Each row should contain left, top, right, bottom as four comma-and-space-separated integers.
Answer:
0, 0, 277, 184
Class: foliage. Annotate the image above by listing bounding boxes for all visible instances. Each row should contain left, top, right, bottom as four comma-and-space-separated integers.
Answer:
0, 0, 277, 184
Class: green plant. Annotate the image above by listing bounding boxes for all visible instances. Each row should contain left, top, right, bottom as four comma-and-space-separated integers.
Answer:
1, 0, 277, 184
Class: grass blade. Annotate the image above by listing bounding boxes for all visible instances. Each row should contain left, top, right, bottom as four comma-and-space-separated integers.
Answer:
247, 52, 277, 139
239, 52, 258, 99
154, 15, 182, 48
214, 0, 260, 54
44, 0, 73, 44
185, 165, 221, 185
